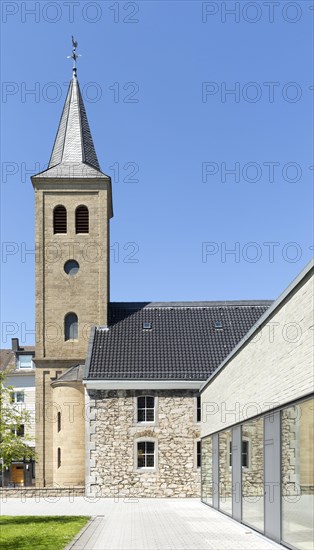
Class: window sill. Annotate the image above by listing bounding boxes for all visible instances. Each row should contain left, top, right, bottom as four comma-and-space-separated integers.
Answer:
17, 368, 34, 371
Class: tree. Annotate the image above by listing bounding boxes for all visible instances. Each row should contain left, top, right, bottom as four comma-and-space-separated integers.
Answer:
0, 369, 36, 468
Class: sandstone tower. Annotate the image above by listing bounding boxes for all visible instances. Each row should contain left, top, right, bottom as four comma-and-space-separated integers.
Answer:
31, 62, 113, 486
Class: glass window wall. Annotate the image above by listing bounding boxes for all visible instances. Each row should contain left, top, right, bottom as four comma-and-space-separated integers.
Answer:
242, 417, 264, 531
282, 398, 314, 550
201, 436, 212, 506
219, 429, 232, 515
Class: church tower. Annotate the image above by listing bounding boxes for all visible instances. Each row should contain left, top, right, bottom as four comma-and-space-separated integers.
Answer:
32, 48, 113, 486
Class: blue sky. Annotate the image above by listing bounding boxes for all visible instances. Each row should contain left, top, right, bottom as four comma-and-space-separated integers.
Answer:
0, 1, 313, 346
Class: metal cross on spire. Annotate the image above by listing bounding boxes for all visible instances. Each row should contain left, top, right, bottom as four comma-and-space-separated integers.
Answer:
67, 36, 81, 77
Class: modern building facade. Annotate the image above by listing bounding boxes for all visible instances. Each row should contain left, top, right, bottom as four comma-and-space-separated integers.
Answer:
200, 260, 314, 550
0, 339, 36, 486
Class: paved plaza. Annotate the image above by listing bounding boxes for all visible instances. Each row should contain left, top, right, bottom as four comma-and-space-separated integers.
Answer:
1, 497, 285, 549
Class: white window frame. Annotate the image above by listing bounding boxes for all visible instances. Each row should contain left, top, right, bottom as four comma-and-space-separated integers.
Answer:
134, 437, 157, 472
10, 391, 25, 403
135, 395, 157, 425
17, 355, 33, 369
12, 424, 25, 437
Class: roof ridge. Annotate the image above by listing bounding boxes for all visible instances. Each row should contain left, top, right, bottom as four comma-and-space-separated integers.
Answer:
109, 300, 273, 309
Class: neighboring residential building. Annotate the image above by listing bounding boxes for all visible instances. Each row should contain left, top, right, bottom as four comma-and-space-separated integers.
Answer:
200, 260, 314, 550
0, 339, 36, 486
30, 60, 272, 495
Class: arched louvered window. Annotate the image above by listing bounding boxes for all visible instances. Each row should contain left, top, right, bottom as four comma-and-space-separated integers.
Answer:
53, 205, 67, 234
64, 313, 78, 341
75, 205, 89, 233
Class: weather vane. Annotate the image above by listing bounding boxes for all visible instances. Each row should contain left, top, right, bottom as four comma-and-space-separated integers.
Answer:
67, 36, 81, 76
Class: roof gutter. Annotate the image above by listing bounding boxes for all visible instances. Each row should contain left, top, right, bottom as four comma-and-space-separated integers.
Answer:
83, 379, 204, 390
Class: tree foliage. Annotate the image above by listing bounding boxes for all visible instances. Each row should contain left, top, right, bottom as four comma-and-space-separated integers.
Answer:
0, 370, 36, 467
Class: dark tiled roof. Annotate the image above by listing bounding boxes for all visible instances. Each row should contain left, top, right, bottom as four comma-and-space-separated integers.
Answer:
0, 349, 14, 372
86, 301, 272, 381
0, 347, 35, 373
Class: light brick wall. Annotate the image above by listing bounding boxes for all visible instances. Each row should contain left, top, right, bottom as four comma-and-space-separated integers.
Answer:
201, 269, 313, 436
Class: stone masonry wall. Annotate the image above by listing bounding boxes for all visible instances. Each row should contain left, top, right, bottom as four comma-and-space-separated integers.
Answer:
87, 390, 201, 498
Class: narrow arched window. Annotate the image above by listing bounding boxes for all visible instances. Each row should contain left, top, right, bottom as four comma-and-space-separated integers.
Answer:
64, 313, 78, 341
75, 205, 89, 233
53, 205, 67, 234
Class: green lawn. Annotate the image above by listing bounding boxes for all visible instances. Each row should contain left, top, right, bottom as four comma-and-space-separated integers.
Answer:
0, 516, 90, 550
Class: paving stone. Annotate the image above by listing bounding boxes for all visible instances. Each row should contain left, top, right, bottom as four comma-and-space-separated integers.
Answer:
2, 497, 285, 550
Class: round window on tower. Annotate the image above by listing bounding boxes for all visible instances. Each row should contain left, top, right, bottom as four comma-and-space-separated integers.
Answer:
64, 260, 80, 276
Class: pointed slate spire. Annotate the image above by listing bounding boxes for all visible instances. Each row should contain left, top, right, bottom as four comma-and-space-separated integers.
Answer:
31, 40, 113, 216
33, 67, 110, 180
48, 73, 101, 171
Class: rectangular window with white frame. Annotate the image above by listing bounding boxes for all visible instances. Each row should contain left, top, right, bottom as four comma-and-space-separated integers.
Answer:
137, 395, 155, 423
137, 441, 155, 469
11, 424, 25, 437
10, 391, 25, 403
17, 355, 33, 369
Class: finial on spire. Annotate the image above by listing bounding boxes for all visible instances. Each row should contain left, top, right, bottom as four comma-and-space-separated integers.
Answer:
67, 36, 81, 77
